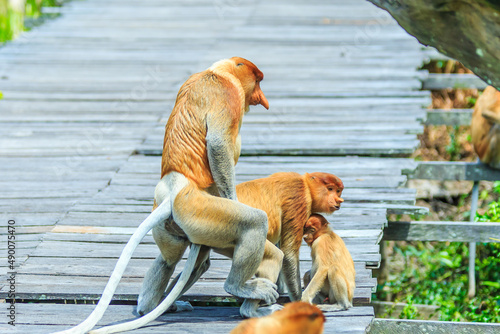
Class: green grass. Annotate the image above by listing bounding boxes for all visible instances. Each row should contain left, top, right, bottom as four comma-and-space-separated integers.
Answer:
376, 186, 500, 322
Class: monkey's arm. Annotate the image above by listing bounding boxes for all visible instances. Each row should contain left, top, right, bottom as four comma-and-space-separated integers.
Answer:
482, 110, 500, 124
206, 113, 238, 201
301, 268, 328, 304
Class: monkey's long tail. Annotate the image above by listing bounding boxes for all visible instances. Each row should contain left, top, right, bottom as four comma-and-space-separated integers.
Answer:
88, 244, 201, 334
51, 198, 173, 334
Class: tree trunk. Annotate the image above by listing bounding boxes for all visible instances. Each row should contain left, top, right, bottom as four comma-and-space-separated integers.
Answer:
367, 0, 500, 90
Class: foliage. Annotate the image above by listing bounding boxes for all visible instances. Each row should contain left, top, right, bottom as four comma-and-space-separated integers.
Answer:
446, 126, 461, 161
0, 0, 60, 43
376, 186, 500, 322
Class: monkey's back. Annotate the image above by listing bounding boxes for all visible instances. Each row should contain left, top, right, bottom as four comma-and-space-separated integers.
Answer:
313, 231, 356, 301
236, 172, 311, 244
471, 86, 500, 166
162, 71, 242, 189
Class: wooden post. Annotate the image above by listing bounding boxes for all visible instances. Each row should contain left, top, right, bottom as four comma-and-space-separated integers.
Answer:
468, 180, 479, 298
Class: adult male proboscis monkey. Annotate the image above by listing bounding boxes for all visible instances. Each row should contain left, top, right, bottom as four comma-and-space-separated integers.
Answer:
139, 172, 344, 319
53, 57, 272, 334
471, 86, 500, 168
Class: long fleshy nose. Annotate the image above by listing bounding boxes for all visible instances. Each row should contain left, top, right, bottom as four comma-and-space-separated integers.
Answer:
260, 91, 269, 109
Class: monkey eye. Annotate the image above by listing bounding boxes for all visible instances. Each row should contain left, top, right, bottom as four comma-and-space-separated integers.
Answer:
237, 63, 244, 67
328, 187, 334, 191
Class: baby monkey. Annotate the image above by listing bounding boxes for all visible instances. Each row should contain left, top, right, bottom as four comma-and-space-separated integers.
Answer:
301, 214, 355, 311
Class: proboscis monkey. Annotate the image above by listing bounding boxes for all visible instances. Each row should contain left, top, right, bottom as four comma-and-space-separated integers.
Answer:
301, 214, 355, 311
230, 301, 325, 334
140, 172, 344, 318
54, 57, 272, 334
471, 86, 500, 168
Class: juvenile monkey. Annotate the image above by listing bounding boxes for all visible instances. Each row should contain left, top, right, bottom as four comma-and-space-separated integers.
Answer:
471, 86, 500, 168
141, 172, 344, 318
55, 57, 272, 334
301, 214, 355, 311
230, 301, 325, 334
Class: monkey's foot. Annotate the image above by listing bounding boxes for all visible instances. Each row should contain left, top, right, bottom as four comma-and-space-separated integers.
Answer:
225, 278, 279, 305
240, 301, 283, 318
169, 301, 194, 313
137, 295, 162, 316
317, 304, 349, 312
256, 303, 283, 316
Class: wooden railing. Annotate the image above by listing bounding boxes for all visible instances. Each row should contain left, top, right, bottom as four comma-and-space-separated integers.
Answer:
371, 63, 500, 332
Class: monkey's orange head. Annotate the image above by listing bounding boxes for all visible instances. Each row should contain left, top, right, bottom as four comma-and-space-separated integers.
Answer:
229, 57, 269, 110
307, 172, 344, 213
304, 214, 329, 246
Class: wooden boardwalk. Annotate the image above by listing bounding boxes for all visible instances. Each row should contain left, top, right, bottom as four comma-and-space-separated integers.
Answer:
0, 0, 429, 333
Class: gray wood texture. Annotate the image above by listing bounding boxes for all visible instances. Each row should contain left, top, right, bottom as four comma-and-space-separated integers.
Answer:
368, 318, 500, 334
424, 109, 473, 126
404, 161, 500, 181
422, 73, 488, 90
383, 221, 500, 242
0, 0, 430, 332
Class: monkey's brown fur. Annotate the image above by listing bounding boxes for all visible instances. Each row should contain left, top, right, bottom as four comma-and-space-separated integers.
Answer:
230, 301, 325, 334
160, 57, 268, 190
235, 172, 344, 301
471, 86, 500, 168
302, 214, 355, 311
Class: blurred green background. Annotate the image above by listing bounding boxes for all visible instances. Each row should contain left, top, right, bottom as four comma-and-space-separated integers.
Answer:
0, 0, 61, 42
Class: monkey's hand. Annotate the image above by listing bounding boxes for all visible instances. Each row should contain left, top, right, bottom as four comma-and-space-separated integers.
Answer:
225, 278, 279, 305
206, 122, 238, 201
482, 110, 500, 124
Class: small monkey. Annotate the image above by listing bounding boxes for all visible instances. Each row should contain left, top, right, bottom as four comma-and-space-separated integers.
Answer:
301, 214, 355, 311
230, 301, 325, 334
55, 57, 272, 334
471, 86, 500, 168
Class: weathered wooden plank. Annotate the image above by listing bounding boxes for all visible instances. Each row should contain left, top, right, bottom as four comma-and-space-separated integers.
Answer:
383, 221, 500, 242
368, 319, 500, 334
424, 108, 473, 126
404, 161, 500, 181
0, 304, 374, 334
422, 73, 488, 90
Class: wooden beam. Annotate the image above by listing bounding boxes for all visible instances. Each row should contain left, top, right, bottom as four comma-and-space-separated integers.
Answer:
383, 221, 500, 242
424, 108, 472, 126
368, 319, 500, 334
403, 161, 500, 181
422, 73, 488, 90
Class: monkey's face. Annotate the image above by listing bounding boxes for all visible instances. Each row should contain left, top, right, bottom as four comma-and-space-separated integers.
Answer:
309, 172, 344, 214
231, 57, 269, 110
303, 215, 326, 246
303, 226, 316, 246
